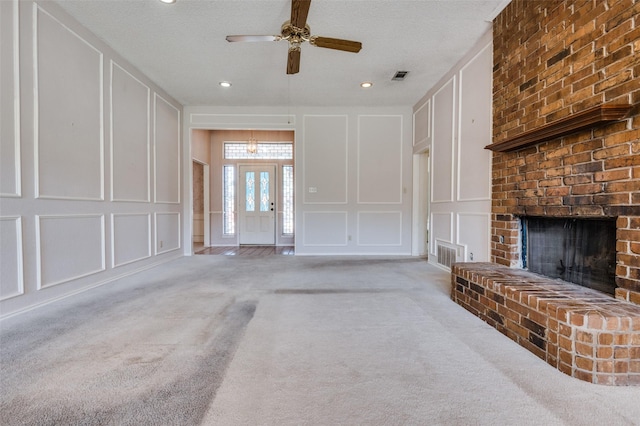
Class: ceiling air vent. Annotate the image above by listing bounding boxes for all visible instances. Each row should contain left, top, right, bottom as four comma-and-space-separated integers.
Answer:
392, 71, 409, 81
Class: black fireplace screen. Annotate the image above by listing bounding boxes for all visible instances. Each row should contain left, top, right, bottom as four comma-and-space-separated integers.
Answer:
522, 217, 616, 295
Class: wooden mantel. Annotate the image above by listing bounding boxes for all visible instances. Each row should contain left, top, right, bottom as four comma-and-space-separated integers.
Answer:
485, 103, 632, 152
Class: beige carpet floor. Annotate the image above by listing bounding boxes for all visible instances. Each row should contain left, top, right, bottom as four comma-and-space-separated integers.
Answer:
1, 255, 640, 425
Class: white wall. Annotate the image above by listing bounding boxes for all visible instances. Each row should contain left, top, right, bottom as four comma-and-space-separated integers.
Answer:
413, 30, 493, 267
0, 0, 183, 317
183, 106, 413, 255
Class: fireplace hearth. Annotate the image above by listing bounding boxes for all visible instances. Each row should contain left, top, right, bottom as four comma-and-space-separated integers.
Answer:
522, 217, 617, 295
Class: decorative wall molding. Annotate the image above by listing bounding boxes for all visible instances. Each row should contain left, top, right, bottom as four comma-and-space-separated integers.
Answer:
430, 212, 454, 255
33, 4, 105, 201
36, 214, 106, 290
111, 213, 152, 268
430, 76, 456, 204
302, 115, 348, 205
190, 113, 295, 127
356, 211, 402, 246
154, 93, 181, 204
302, 211, 348, 246
110, 60, 151, 203
413, 99, 431, 147
456, 212, 491, 262
154, 212, 181, 254
456, 42, 492, 202
357, 115, 403, 205
0, 0, 21, 198
0, 216, 24, 301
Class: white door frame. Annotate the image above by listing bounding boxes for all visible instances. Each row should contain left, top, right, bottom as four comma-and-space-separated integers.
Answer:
412, 149, 429, 256
192, 159, 210, 252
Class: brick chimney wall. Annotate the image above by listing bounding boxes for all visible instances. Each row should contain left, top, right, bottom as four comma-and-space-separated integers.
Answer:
491, 0, 640, 304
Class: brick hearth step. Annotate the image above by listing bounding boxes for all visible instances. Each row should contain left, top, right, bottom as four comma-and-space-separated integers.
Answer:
451, 262, 640, 386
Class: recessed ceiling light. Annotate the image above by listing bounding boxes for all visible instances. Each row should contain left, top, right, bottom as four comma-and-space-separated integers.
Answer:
360, 82, 373, 88
219, 81, 232, 88
160, 0, 176, 4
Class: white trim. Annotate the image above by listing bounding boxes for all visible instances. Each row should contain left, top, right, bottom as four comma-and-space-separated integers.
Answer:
356, 211, 403, 247
154, 212, 181, 255
356, 115, 403, 205
411, 150, 430, 256
430, 76, 456, 204
412, 99, 431, 147
33, 4, 105, 201
456, 211, 491, 261
32, 3, 39, 199
36, 214, 106, 290
0, 216, 24, 300
110, 213, 152, 268
109, 60, 152, 203
302, 115, 349, 205
429, 211, 454, 255
190, 113, 295, 127
0, 0, 21, 198
153, 93, 181, 204
456, 42, 492, 203
301, 211, 348, 247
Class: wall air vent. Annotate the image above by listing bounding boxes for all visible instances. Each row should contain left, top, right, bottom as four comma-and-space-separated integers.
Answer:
435, 240, 465, 270
391, 71, 409, 81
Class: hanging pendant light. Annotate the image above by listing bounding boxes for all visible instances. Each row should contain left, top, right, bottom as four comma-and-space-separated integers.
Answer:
247, 130, 257, 154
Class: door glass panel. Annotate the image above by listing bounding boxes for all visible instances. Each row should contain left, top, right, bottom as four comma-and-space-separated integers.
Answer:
260, 171, 269, 212
245, 172, 255, 212
224, 143, 293, 159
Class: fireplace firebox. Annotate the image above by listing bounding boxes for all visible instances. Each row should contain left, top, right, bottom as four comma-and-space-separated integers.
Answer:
521, 217, 617, 295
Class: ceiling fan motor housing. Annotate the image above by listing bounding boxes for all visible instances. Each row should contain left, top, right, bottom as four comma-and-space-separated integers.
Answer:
281, 21, 311, 47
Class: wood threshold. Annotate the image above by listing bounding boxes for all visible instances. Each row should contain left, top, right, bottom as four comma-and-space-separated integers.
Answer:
485, 103, 632, 152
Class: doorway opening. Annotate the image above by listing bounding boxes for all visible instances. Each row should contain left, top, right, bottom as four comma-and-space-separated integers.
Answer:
191, 159, 210, 254
190, 129, 294, 251
412, 150, 430, 257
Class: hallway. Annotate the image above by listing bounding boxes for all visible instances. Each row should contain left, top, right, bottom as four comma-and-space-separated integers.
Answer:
2, 256, 639, 425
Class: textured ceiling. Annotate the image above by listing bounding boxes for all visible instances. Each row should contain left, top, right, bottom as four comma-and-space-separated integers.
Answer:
53, 0, 509, 107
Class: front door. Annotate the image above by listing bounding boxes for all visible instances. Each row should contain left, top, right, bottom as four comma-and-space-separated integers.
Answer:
239, 165, 276, 245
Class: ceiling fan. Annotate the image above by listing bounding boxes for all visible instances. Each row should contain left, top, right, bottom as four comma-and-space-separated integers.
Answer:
225, 0, 362, 74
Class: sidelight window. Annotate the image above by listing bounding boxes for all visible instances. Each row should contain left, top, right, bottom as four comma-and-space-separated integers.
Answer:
282, 165, 294, 235
223, 165, 235, 235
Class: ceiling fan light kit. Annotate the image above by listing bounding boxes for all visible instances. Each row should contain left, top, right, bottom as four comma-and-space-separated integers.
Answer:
226, 0, 362, 74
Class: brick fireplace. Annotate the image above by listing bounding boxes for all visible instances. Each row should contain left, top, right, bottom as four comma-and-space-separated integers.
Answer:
490, 0, 640, 304
451, 0, 640, 385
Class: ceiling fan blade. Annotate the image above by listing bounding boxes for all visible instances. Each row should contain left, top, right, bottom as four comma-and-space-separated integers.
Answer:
290, 0, 311, 29
287, 48, 301, 75
311, 37, 362, 53
226, 35, 278, 42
